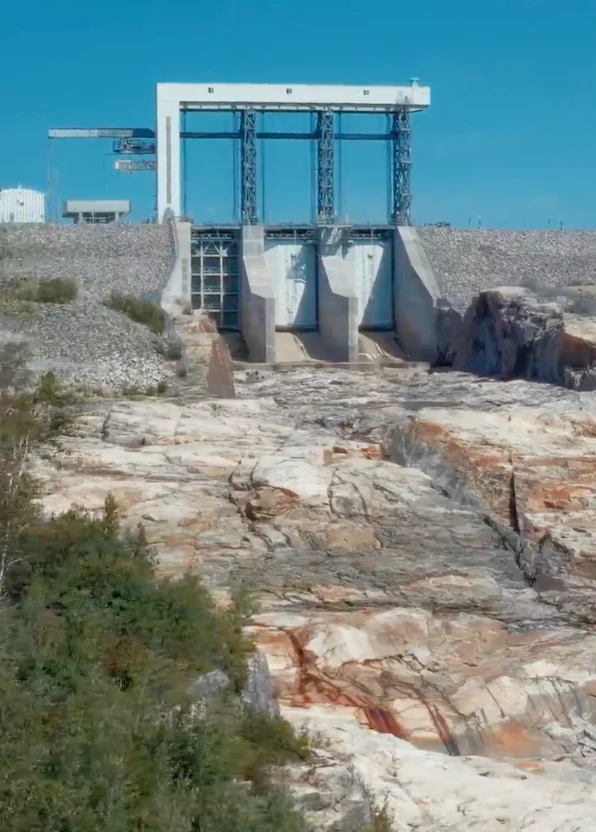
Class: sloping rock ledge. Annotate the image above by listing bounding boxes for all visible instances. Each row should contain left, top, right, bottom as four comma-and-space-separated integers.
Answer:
35, 364, 596, 831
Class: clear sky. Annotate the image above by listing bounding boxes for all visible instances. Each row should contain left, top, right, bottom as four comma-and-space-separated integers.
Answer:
1, 0, 595, 228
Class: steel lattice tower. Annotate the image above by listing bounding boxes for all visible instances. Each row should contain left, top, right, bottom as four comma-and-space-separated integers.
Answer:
392, 109, 412, 226
316, 110, 335, 224
240, 109, 258, 224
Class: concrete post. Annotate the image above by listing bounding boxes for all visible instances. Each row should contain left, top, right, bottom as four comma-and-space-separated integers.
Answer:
317, 227, 359, 362
240, 225, 276, 362
161, 219, 192, 310
156, 89, 181, 221
393, 227, 441, 361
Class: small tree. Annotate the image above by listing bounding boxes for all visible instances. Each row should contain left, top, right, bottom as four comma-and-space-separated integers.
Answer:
0, 361, 310, 831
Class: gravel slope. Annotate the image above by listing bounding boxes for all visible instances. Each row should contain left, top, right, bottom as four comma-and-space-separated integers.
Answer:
0, 223, 176, 391
418, 227, 596, 311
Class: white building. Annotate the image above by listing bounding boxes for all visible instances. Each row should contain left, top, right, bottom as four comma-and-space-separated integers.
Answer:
0, 187, 45, 223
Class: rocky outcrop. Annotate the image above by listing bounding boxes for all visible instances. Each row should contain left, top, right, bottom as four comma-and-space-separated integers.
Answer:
444, 287, 596, 390
36, 366, 596, 830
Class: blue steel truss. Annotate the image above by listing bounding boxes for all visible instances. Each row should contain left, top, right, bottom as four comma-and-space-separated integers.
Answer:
240, 110, 258, 225
50, 106, 421, 225
316, 110, 335, 224
391, 109, 412, 226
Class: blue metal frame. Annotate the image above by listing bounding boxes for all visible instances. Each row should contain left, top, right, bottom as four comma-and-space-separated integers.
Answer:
51, 106, 419, 225
240, 110, 258, 225
316, 110, 335, 224
391, 109, 412, 226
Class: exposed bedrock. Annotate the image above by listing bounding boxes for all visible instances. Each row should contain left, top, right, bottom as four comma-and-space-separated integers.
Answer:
36, 364, 596, 829
439, 286, 596, 390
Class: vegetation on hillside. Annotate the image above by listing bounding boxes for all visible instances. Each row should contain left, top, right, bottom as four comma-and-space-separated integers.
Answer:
105, 291, 166, 335
0, 347, 310, 832
0, 277, 78, 314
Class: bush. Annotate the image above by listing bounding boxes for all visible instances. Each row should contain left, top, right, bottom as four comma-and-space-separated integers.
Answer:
0, 375, 309, 832
0, 277, 77, 313
0, 496, 308, 831
120, 380, 169, 398
30, 277, 78, 304
154, 340, 183, 361
105, 291, 166, 335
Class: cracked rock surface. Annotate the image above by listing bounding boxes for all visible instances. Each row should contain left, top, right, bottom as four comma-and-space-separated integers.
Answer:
36, 365, 596, 830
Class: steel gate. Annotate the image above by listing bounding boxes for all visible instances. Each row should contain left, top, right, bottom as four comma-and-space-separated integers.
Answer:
190, 237, 240, 330
346, 235, 394, 330
264, 238, 317, 331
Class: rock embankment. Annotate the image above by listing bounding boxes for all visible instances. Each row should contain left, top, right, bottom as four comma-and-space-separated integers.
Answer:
36, 363, 596, 831
418, 227, 596, 311
440, 286, 596, 390
0, 224, 176, 391
0, 223, 175, 298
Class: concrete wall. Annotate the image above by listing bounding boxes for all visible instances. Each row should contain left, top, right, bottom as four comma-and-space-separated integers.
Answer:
393, 227, 442, 362
264, 240, 317, 330
346, 239, 393, 329
240, 225, 276, 363
317, 227, 359, 362
161, 219, 192, 311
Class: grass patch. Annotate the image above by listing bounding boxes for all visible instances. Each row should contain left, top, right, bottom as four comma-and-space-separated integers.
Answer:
0, 277, 77, 314
0, 290, 37, 317
154, 340, 183, 361
360, 805, 392, 832
105, 292, 166, 335
121, 380, 169, 398
25, 277, 78, 304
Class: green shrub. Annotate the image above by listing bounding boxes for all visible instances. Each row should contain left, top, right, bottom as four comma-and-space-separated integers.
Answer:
154, 340, 183, 361
0, 380, 308, 832
105, 291, 166, 335
0, 495, 308, 831
360, 804, 392, 832
121, 381, 168, 398
0, 277, 77, 312
31, 277, 78, 304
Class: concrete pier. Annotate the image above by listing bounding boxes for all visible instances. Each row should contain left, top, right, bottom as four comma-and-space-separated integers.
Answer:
393, 227, 442, 362
317, 227, 359, 362
240, 225, 276, 363
181, 223, 445, 366
161, 218, 192, 310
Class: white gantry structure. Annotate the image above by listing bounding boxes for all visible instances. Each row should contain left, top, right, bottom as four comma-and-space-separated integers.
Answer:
47, 81, 436, 368
155, 82, 430, 223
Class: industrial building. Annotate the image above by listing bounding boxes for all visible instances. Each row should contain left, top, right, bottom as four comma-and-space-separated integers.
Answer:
0, 187, 45, 223
63, 199, 131, 224
49, 81, 438, 364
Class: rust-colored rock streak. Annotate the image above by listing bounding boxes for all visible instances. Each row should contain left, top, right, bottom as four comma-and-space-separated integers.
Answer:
207, 336, 235, 398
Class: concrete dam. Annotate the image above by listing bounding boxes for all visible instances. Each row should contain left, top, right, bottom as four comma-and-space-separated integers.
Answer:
38, 83, 596, 367
164, 222, 440, 365
6, 222, 596, 369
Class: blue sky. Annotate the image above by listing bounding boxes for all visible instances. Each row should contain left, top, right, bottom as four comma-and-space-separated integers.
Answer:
1, 0, 595, 228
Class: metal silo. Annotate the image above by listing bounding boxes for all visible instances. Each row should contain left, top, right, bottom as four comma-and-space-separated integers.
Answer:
0, 187, 45, 223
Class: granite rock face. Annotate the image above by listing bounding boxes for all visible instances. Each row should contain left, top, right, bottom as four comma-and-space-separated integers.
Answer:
36, 365, 596, 830
442, 287, 596, 390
